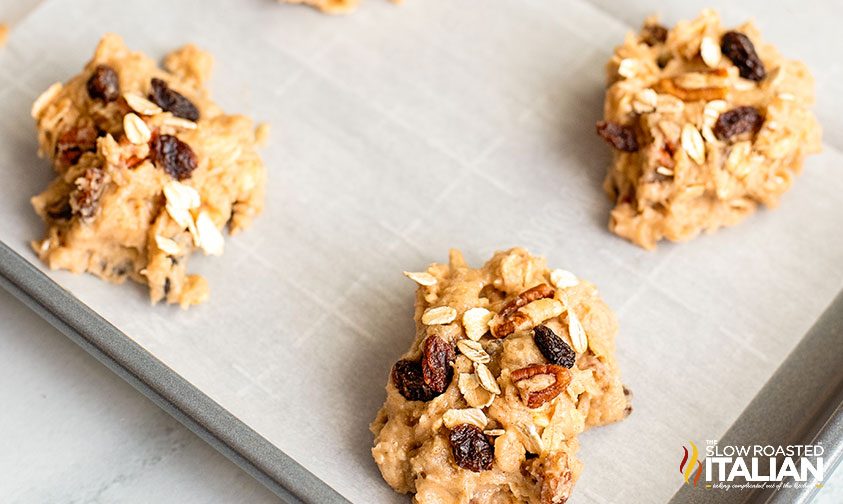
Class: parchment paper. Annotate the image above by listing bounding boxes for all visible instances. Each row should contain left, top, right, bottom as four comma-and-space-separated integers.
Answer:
1, 0, 842, 502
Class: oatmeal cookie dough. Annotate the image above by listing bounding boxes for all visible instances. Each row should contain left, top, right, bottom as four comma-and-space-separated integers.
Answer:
597, 10, 821, 249
371, 248, 630, 504
278, 0, 399, 15
30, 34, 266, 307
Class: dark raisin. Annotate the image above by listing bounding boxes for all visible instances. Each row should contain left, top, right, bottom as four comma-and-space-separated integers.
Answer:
392, 359, 438, 402
596, 121, 639, 152
721, 31, 766, 81
55, 125, 98, 167
86, 65, 120, 102
149, 78, 200, 121
640, 23, 668, 46
533, 325, 575, 368
449, 424, 494, 472
150, 134, 198, 180
422, 336, 455, 393
713, 106, 763, 141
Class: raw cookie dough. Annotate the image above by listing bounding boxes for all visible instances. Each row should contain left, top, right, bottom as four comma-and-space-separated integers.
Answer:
597, 9, 821, 249
278, 0, 399, 15
30, 34, 266, 307
371, 248, 630, 504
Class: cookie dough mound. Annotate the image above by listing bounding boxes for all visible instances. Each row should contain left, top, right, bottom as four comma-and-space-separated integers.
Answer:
30, 34, 266, 308
598, 9, 821, 249
280, 0, 359, 14
371, 248, 630, 504
278, 0, 401, 15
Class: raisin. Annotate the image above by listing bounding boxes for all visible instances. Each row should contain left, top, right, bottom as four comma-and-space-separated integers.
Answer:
55, 125, 98, 167
86, 65, 120, 102
422, 335, 455, 393
713, 106, 763, 141
149, 78, 200, 121
150, 134, 198, 180
533, 325, 575, 368
449, 424, 494, 472
640, 23, 668, 46
596, 121, 639, 152
721, 31, 766, 82
392, 359, 438, 402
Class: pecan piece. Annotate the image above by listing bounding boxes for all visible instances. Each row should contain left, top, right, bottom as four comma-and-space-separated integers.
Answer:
392, 359, 439, 402
654, 74, 728, 102
422, 335, 455, 393
55, 125, 98, 167
449, 424, 494, 472
499, 284, 555, 318
595, 121, 639, 152
86, 64, 120, 102
713, 106, 763, 141
492, 284, 556, 338
511, 364, 571, 409
721, 31, 766, 81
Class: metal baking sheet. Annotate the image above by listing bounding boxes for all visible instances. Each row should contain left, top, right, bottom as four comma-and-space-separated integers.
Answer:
1, 0, 842, 502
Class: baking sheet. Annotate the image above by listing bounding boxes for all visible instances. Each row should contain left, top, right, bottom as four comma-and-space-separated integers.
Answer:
1, 0, 842, 502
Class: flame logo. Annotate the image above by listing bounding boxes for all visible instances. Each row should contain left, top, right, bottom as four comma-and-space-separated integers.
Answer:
679, 441, 703, 487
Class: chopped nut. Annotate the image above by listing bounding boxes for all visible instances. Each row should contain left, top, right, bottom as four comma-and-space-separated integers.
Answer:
567, 309, 588, 354
457, 340, 490, 364
195, 211, 224, 256
443, 408, 488, 430
700, 36, 722, 68
124, 92, 163, 115
474, 362, 501, 395
484, 429, 506, 437
403, 271, 437, 286
655, 76, 727, 102
549, 269, 579, 289
681, 124, 706, 165
154, 235, 182, 256
511, 364, 571, 408
462, 307, 492, 341
123, 113, 152, 145
493, 284, 556, 337
421, 306, 457, 325
32, 82, 63, 119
